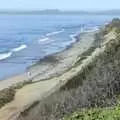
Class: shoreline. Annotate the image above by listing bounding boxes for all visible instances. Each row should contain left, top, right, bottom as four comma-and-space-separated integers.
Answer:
27, 32, 81, 69
0, 31, 96, 90
0, 29, 97, 82
27, 31, 86, 68
0, 30, 97, 120
0, 32, 81, 82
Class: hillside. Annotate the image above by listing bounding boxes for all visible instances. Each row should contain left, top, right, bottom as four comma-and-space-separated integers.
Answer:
64, 18, 120, 120
19, 18, 120, 120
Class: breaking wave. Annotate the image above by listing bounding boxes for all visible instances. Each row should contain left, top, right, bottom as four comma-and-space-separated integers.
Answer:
38, 37, 49, 42
46, 29, 64, 36
0, 44, 27, 61
12, 45, 27, 52
0, 52, 12, 61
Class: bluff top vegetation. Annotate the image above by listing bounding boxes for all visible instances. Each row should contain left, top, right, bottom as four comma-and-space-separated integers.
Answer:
103, 18, 120, 34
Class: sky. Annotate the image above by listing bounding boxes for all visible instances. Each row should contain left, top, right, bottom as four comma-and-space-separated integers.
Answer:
0, 0, 120, 11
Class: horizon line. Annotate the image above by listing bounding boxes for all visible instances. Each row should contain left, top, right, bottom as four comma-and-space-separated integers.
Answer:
0, 9, 120, 12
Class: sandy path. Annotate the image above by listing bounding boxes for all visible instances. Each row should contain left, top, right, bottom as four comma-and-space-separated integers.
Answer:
0, 79, 59, 120
0, 31, 96, 120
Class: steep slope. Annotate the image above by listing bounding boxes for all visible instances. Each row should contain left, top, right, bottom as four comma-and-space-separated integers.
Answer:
19, 18, 120, 120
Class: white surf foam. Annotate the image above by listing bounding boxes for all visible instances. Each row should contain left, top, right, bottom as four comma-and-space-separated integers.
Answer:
12, 45, 27, 52
0, 45, 27, 61
84, 26, 99, 33
0, 52, 12, 61
69, 34, 76, 43
38, 37, 49, 42
62, 34, 77, 47
46, 29, 64, 36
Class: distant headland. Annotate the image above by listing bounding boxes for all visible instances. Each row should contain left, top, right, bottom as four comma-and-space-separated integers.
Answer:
1, 9, 120, 15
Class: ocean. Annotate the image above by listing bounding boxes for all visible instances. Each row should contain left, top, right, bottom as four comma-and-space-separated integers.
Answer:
0, 14, 119, 80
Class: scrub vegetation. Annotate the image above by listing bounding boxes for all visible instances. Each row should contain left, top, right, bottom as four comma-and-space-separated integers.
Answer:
17, 18, 120, 120
0, 80, 32, 108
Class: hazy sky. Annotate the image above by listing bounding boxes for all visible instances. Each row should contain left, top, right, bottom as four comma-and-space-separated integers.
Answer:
1, 0, 120, 11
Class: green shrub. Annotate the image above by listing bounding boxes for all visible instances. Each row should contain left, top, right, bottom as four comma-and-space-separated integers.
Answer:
65, 103, 120, 120
0, 80, 32, 109
0, 88, 15, 108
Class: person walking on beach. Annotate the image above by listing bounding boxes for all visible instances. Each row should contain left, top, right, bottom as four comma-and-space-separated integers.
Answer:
27, 71, 31, 80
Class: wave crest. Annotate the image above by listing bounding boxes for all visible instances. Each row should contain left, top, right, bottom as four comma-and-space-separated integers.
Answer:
12, 45, 27, 52
69, 34, 77, 43
0, 44, 27, 61
38, 37, 49, 42
0, 52, 12, 61
46, 29, 64, 36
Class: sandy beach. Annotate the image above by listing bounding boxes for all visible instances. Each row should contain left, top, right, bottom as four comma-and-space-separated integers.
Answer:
0, 31, 96, 120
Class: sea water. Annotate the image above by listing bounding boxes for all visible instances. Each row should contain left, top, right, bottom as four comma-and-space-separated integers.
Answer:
0, 14, 119, 80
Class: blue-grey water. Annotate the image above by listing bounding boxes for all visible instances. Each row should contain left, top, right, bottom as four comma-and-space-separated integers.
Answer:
0, 14, 119, 80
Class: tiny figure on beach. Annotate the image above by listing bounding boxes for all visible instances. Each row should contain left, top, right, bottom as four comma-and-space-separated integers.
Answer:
27, 71, 31, 78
